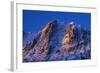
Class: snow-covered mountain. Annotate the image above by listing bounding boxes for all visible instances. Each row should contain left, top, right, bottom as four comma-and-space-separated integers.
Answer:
23, 20, 91, 62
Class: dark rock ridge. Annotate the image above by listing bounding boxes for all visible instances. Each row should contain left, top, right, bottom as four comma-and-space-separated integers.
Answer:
23, 20, 91, 62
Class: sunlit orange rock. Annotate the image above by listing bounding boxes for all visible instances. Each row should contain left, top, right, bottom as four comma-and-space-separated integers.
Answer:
60, 21, 77, 54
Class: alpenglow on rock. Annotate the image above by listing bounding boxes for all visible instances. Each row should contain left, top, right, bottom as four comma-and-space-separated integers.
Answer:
23, 20, 57, 62
23, 20, 91, 62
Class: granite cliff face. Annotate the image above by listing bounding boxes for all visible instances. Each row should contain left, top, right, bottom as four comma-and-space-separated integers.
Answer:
23, 20, 57, 62
60, 22, 78, 54
23, 20, 91, 62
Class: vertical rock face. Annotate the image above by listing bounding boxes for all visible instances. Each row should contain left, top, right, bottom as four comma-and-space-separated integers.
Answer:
59, 21, 91, 60
23, 20, 91, 62
60, 22, 77, 54
23, 20, 57, 62
62, 21, 75, 45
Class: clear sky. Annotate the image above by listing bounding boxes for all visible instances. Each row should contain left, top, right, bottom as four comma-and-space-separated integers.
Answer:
23, 10, 91, 34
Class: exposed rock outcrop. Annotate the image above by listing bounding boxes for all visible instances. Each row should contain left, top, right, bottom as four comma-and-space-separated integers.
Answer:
62, 21, 75, 45
23, 20, 91, 62
60, 21, 77, 54
23, 20, 57, 62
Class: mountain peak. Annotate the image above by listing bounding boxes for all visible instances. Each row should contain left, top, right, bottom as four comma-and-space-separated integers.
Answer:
69, 21, 74, 25
23, 20, 91, 62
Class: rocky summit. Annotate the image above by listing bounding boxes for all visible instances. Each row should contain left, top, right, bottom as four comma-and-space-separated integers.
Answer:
23, 20, 91, 62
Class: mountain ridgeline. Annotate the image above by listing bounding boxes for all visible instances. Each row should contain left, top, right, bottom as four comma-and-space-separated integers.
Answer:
23, 20, 91, 62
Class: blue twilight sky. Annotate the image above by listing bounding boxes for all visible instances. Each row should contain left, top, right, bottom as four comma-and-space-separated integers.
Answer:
23, 10, 91, 34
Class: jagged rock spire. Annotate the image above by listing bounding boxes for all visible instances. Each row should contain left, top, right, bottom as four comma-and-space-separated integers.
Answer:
23, 20, 91, 62
23, 20, 58, 62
